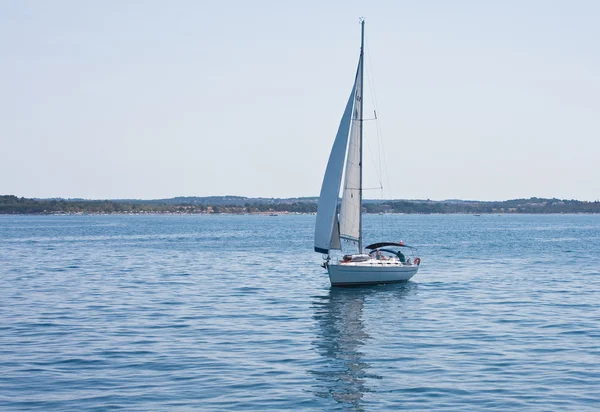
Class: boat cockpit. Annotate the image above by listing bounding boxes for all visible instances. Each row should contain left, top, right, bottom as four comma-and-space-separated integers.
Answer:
337, 242, 421, 266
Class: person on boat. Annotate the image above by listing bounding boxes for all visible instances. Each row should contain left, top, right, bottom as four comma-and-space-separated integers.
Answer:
371, 249, 384, 260
396, 250, 406, 263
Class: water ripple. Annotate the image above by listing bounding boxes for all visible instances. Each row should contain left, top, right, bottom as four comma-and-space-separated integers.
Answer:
1, 214, 599, 410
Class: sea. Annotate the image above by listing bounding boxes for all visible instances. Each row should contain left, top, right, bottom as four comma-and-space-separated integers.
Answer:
1, 213, 599, 411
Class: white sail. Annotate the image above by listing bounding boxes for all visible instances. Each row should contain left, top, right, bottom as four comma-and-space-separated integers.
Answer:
314, 64, 360, 254
338, 57, 363, 245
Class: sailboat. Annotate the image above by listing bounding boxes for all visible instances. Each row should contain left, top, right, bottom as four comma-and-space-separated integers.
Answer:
314, 19, 421, 286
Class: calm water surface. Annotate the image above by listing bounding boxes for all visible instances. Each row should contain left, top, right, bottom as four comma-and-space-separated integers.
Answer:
1, 214, 599, 411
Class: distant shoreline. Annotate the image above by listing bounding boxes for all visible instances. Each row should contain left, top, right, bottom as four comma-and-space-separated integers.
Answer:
2, 195, 600, 215
2, 212, 599, 217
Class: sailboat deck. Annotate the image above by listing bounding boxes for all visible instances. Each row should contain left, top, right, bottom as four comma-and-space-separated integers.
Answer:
338, 258, 416, 267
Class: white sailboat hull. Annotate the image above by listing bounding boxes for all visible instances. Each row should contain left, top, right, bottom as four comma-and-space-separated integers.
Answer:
327, 261, 419, 286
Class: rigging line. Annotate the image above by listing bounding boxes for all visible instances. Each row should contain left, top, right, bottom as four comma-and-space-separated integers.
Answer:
366, 36, 396, 232
381, 180, 385, 234
365, 36, 388, 232
364, 38, 386, 193
363, 55, 384, 190
365, 36, 393, 203
365, 38, 381, 124
364, 127, 383, 187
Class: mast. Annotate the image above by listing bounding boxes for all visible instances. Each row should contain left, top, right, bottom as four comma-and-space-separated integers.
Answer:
358, 18, 365, 253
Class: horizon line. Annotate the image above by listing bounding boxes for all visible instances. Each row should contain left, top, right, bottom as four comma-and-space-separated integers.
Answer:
3, 194, 599, 203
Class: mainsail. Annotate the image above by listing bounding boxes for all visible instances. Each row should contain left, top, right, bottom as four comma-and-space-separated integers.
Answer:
314, 62, 361, 254
338, 56, 363, 246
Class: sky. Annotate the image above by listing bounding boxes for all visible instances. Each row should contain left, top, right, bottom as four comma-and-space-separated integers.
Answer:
1, 0, 599, 201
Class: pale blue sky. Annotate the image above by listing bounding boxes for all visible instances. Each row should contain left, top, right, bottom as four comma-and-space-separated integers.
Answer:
1, 1, 599, 200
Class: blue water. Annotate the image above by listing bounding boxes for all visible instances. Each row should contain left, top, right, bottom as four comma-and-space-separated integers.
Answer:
1, 214, 599, 411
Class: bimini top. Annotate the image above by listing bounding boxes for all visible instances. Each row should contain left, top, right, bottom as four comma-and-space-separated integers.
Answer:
365, 242, 415, 250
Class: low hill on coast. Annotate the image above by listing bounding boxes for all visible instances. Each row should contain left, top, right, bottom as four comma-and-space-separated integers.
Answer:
1, 195, 599, 215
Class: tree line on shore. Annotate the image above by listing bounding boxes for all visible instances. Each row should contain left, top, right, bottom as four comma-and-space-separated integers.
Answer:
2, 195, 600, 214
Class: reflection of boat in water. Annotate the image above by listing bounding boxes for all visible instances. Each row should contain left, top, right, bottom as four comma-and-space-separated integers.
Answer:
311, 288, 372, 408
310, 285, 415, 409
